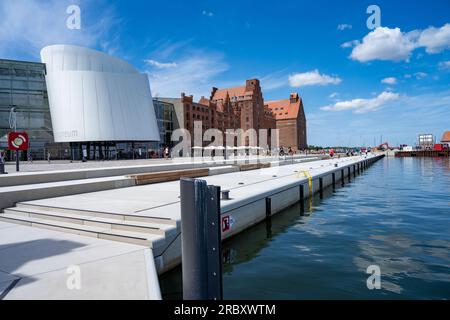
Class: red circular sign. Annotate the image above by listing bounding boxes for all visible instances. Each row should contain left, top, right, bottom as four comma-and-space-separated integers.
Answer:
8, 132, 29, 151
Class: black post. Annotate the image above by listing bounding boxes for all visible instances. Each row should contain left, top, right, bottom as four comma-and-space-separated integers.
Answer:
319, 177, 324, 199
332, 172, 336, 191
265, 197, 272, 218
15, 150, 19, 172
180, 178, 223, 300
299, 184, 305, 214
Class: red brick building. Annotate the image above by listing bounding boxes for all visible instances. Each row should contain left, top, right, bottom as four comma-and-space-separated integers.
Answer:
180, 79, 276, 146
266, 93, 307, 151
210, 79, 275, 134
168, 80, 307, 150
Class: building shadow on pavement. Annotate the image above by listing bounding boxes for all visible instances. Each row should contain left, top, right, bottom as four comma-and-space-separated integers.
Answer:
0, 239, 86, 299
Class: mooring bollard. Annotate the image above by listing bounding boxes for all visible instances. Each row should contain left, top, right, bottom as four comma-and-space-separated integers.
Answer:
319, 177, 324, 199
332, 172, 336, 190
180, 178, 223, 300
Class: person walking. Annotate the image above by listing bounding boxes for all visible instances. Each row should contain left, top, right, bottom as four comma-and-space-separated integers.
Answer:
27, 153, 33, 164
164, 146, 170, 159
47, 151, 51, 164
0, 150, 5, 174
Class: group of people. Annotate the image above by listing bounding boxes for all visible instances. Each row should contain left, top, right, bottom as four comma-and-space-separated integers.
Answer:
279, 147, 295, 157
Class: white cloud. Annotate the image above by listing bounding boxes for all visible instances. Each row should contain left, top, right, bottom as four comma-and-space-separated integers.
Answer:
147, 49, 228, 98
405, 72, 428, 79
202, 10, 214, 17
418, 23, 450, 53
321, 91, 400, 114
347, 24, 450, 62
337, 24, 352, 31
0, 0, 117, 59
350, 27, 417, 62
439, 61, 450, 69
329, 92, 339, 99
340, 40, 360, 48
289, 70, 342, 87
414, 72, 427, 79
259, 70, 289, 90
381, 77, 397, 85
145, 59, 177, 69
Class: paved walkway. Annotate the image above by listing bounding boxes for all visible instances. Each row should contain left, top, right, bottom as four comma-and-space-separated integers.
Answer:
3, 154, 317, 173
0, 221, 161, 300
1, 154, 379, 299
24, 156, 365, 222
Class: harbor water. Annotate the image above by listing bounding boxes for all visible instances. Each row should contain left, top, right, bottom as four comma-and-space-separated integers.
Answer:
160, 157, 450, 299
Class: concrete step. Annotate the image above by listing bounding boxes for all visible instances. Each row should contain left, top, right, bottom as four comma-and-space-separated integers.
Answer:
3, 207, 177, 237
0, 212, 165, 248
15, 202, 178, 226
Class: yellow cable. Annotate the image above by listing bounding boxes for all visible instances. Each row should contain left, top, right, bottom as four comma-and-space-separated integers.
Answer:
297, 170, 313, 212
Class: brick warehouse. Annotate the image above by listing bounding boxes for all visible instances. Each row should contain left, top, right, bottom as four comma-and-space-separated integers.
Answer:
160, 79, 307, 150
265, 93, 307, 151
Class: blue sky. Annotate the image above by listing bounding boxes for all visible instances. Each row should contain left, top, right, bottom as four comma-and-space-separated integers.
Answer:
1, 0, 449, 146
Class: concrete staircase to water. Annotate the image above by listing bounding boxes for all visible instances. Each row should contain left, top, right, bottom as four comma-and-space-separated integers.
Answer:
0, 202, 179, 255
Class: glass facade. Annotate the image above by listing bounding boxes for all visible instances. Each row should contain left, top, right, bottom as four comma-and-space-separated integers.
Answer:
0, 59, 54, 160
151, 99, 175, 154
0, 59, 177, 161
64, 100, 176, 160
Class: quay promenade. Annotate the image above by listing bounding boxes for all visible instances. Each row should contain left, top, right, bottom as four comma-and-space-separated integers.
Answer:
0, 154, 383, 299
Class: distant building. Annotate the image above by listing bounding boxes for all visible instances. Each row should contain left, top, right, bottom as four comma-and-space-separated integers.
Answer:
441, 131, 450, 144
0, 59, 54, 160
161, 79, 278, 147
418, 134, 435, 150
210, 79, 276, 139
266, 93, 307, 151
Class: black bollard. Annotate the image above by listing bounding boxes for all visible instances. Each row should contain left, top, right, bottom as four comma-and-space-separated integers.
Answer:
180, 178, 223, 300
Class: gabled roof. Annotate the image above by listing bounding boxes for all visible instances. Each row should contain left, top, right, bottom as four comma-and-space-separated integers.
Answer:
198, 97, 211, 106
265, 95, 303, 120
442, 131, 450, 142
211, 86, 248, 101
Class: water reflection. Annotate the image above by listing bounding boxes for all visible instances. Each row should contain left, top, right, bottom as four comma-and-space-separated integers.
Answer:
160, 158, 450, 300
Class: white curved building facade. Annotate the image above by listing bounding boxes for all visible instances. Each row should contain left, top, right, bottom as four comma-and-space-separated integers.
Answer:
41, 45, 160, 143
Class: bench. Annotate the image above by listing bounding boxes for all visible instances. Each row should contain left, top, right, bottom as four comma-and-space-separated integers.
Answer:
128, 168, 210, 186
238, 163, 271, 172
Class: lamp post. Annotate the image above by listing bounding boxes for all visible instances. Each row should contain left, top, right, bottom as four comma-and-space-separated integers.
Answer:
9, 107, 19, 172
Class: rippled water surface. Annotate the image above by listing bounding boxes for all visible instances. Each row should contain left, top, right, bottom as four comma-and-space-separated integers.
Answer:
160, 157, 450, 299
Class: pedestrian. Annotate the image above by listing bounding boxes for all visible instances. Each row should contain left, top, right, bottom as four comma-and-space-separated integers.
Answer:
47, 151, 51, 163
0, 150, 5, 174
164, 146, 170, 159
28, 153, 33, 164
288, 147, 294, 156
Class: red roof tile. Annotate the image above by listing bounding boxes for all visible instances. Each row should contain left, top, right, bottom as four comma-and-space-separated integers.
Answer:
198, 97, 210, 105
265, 95, 303, 120
442, 131, 450, 142
212, 86, 248, 101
